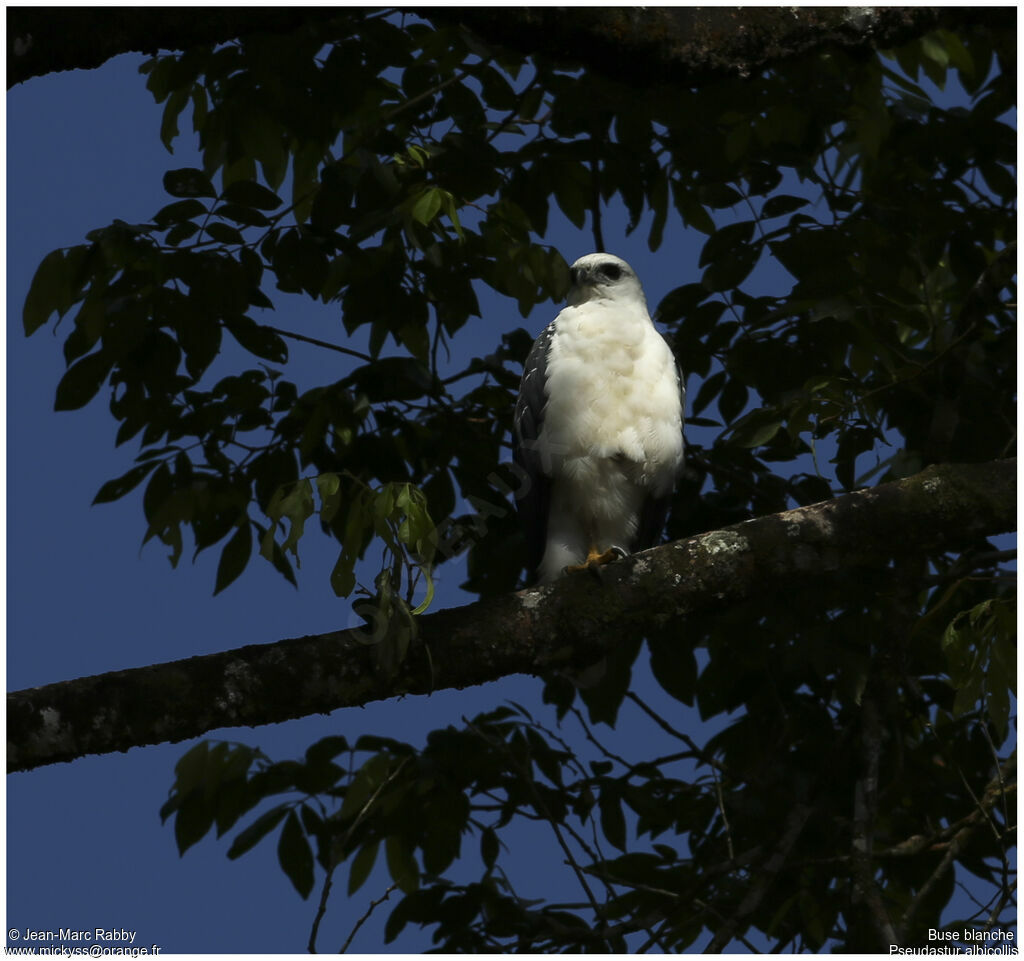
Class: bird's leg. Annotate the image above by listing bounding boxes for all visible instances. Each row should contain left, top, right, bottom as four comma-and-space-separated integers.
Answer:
565, 545, 627, 574
587, 547, 623, 566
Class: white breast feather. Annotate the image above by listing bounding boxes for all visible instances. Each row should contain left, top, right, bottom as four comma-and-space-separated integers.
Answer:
535, 292, 683, 581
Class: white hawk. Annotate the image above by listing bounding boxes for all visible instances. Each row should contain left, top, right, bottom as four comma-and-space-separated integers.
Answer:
513, 253, 685, 583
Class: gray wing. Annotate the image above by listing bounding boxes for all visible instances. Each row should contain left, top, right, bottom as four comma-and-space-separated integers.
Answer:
512, 322, 556, 583
633, 361, 686, 552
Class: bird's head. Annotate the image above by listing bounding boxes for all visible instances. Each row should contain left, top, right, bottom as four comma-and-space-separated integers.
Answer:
566, 253, 646, 309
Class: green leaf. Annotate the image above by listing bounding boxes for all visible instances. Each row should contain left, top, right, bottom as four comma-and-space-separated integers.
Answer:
579, 634, 642, 727
410, 574, 435, 617
223, 315, 288, 363
385, 834, 420, 894
700, 224, 757, 270
552, 161, 590, 230
672, 181, 716, 235
979, 162, 1015, 200
173, 792, 216, 855
599, 787, 627, 852
647, 174, 669, 252
227, 804, 290, 860
214, 748, 261, 836
161, 86, 190, 151
290, 141, 323, 224
93, 461, 160, 505
271, 228, 329, 296
305, 735, 348, 767
54, 350, 115, 411
330, 546, 359, 600
411, 187, 444, 226
24, 249, 67, 335
761, 194, 810, 219
278, 810, 315, 899
175, 308, 223, 380
165, 221, 201, 246
214, 522, 253, 595
732, 417, 782, 449
717, 377, 749, 424
216, 203, 271, 228
348, 839, 381, 895
256, 524, 298, 588
169, 740, 211, 798
339, 752, 394, 822
648, 634, 697, 705
316, 473, 342, 524
344, 357, 434, 403
920, 32, 950, 70
986, 674, 1010, 740
190, 81, 209, 133
480, 826, 499, 871
700, 223, 758, 290
163, 168, 217, 199
206, 222, 245, 245
420, 801, 464, 875
440, 191, 465, 241
692, 370, 726, 416
265, 480, 314, 558
154, 198, 208, 226
222, 179, 283, 210
398, 321, 430, 364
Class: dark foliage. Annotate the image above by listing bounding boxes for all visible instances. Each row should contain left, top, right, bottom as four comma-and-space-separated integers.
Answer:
26, 10, 1015, 952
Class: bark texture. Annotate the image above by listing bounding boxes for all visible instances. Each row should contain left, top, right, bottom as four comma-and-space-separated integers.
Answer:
8, 459, 1015, 773
7, 8, 345, 88
431, 7, 948, 86
8, 7, 1012, 89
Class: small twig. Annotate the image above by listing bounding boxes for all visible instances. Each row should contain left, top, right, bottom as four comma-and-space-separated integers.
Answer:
262, 323, 372, 363
956, 875, 999, 916
308, 756, 410, 951
486, 71, 543, 144
589, 133, 605, 253
465, 720, 614, 950
899, 827, 972, 940
569, 705, 631, 769
703, 803, 813, 952
308, 861, 337, 953
380, 61, 481, 129
966, 724, 1015, 924
339, 882, 400, 953
817, 317, 983, 430
850, 692, 897, 947
692, 898, 763, 953
897, 754, 1017, 940
957, 240, 1016, 332
981, 879, 1017, 934
712, 769, 734, 862
624, 692, 731, 778
429, 310, 448, 395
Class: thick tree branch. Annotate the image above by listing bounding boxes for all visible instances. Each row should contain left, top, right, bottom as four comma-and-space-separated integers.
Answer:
8, 459, 1015, 773
8, 8, 1013, 90
7, 8, 348, 88
430, 7, 956, 86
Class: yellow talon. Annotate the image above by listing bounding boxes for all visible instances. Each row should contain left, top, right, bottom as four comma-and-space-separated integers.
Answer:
565, 547, 623, 574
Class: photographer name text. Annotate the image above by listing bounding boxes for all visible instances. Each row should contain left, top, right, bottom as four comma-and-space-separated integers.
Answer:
11, 931, 137, 944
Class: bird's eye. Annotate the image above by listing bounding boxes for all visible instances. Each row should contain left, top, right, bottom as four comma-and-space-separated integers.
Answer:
601, 264, 622, 281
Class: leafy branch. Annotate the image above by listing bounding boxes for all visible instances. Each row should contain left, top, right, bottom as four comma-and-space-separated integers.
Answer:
8, 458, 1015, 772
